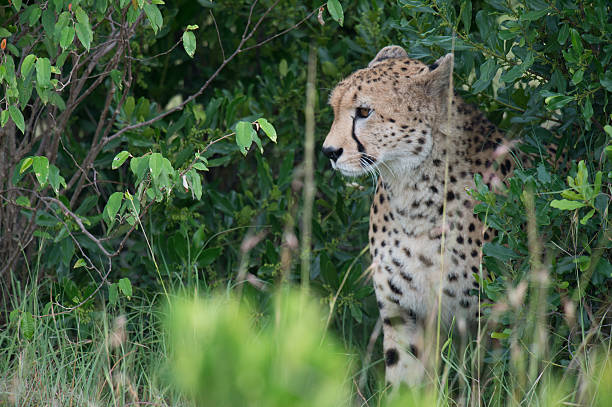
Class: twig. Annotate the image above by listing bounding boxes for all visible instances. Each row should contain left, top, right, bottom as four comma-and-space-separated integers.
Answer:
358, 317, 383, 393
241, 7, 319, 53
301, 45, 317, 293
210, 10, 226, 60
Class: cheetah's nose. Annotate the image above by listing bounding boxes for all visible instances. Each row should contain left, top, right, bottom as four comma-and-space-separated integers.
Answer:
322, 146, 343, 162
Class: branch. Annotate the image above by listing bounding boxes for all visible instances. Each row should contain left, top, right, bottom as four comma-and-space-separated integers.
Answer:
210, 9, 226, 61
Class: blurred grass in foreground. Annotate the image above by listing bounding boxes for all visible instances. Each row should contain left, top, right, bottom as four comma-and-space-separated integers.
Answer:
165, 289, 353, 407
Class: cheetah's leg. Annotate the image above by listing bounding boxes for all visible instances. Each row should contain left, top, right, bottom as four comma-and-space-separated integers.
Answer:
380, 308, 426, 387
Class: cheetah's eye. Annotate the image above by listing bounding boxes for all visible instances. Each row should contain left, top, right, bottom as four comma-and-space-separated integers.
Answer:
356, 107, 372, 118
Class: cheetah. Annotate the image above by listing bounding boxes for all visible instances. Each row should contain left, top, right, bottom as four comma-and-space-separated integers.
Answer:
322, 46, 517, 386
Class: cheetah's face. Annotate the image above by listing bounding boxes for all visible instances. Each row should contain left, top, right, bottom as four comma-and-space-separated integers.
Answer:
322, 46, 453, 177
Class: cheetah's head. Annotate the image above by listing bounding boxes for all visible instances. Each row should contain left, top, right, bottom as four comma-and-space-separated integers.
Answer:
322, 46, 453, 177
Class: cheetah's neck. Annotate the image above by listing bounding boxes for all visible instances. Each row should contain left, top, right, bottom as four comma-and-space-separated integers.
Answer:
374, 99, 487, 237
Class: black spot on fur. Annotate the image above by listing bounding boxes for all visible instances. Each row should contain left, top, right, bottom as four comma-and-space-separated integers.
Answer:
388, 279, 403, 295
443, 288, 456, 297
387, 296, 400, 305
418, 254, 433, 267
400, 271, 413, 282
385, 348, 399, 366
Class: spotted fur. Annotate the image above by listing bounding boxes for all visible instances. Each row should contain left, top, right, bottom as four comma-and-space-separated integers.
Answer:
322, 46, 515, 386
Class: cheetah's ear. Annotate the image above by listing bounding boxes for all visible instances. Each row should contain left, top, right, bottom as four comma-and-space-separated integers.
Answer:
368, 45, 408, 68
419, 53, 454, 100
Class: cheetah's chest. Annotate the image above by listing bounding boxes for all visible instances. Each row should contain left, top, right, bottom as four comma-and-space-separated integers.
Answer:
368, 178, 481, 323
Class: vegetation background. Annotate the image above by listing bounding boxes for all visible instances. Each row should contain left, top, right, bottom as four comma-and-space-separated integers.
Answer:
0, 0, 610, 405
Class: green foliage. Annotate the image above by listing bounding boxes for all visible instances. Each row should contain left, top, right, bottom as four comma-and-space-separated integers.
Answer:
0, 0, 610, 405
167, 290, 351, 406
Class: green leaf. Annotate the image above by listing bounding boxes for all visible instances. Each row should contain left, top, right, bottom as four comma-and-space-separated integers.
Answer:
20, 157, 33, 174
118, 277, 132, 299
48, 164, 65, 194
550, 199, 586, 210
6, 43, 18, 58
491, 330, 510, 339
8, 105, 25, 134
600, 71, 612, 92
536, 164, 552, 184
594, 171, 602, 195
252, 132, 263, 154
571, 69, 584, 85
20, 311, 35, 340
75, 22, 92, 51
570, 28, 583, 54
459, 0, 471, 32
130, 155, 150, 181
1, 55, 16, 87
500, 64, 524, 82
0, 28, 11, 38
112, 151, 131, 169
41, 8, 56, 37
143, 3, 163, 33
149, 153, 163, 179
21, 54, 36, 79
28, 6, 42, 26
557, 25, 569, 45
580, 208, 596, 225
256, 118, 277, 142
543, 94, 574, 111
279, 59, 288, 78
73, 258, 86, 268
520, 8, 549, 21
110, 69, 122, 89
472, 58, 497, 93
192, 162, 207, 171
74, 7, 93, 51
235, 121, 255, 156
186, 24, 199, 31
1, 110, 8, 127
582, 97, 593, 124
188, 169, 202, 200
32, 156, 49, 186
483, 243, 520, 261
60, 26, 75, 50
124, 96, 135, 118
182, 30, 196, 58
18, 78, 33, 108
108, 283, 118, 306
15, 196, 30, 207
327, 0, 344, 26
35, 57, 51, 87
104, 192, 124, 225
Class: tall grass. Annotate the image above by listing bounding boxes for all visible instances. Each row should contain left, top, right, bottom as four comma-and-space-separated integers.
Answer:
1, 217, 611, 406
